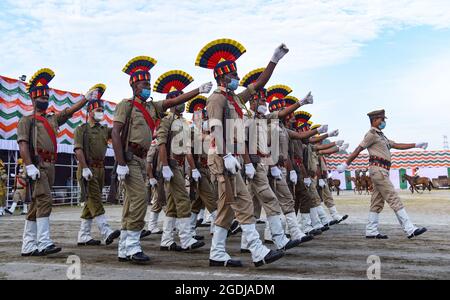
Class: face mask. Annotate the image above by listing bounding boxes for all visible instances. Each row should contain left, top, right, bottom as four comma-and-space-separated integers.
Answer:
139, 89, 151, 101
35, 100, 49, 111
94, 112, 104, 122
257, 105, 267, 115
227, 78, 239, 91
379, 121, 386, 130
202, 120, 209, 131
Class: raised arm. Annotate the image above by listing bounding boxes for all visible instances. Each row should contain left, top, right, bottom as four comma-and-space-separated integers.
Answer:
162, 83, 212, 111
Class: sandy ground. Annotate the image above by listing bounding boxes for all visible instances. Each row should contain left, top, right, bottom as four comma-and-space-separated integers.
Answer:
0, 190, 449, 280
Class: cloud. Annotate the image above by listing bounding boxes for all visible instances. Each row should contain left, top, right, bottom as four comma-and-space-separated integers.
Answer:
1, 0, 450, 149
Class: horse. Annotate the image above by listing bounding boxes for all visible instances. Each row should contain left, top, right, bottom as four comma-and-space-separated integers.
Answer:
328, 178, 341, 195
402, 174, 434, 194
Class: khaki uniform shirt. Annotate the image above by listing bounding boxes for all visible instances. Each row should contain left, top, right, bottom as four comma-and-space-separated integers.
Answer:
74, 121, 112, 161
17, 109, 72, 154
359, 127, 395, 168
157, 113, 191, 156
114, 98, 164, 151
206, 84, 256, 173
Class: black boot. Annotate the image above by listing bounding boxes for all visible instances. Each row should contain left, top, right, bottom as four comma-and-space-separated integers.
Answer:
106, 230, 121, 245
254, 250, 285, 267
209, 259, 243, 267
39, 245, 62, 256
282, 239, 301, 251
160, 242, 183, 252
77, 239, 101, 246
182, 241, 205, 251
129, 252, 150, 265
299, 235, 314, 244
408, 227, 427, 239
366, 234, 389, 239
140, 230, 152, 240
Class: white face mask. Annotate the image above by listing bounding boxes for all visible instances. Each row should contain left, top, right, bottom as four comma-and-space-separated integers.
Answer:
202, 120, 209, 131
94, 112, 104, 122
257, 105, 268, 115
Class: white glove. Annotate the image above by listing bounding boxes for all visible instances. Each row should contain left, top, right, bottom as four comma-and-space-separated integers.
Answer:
162, 166, 174, 182
290, 170, 298, 184
317, 125, 329, 134
85, 89, 99, 101
82, 168, 93, 181
116, 164, 129, 181
25, 164, 40, 181
339, 143, 350, 152
199, 82, 213, 94
304, 177, 312, 187
299, 92, 314, 106
223, 154, 241, 175
336, 140, 344, 147
271, 43, 289, 64
191, 169, 202, 182
149, 178, 158, 187
337, 163, 348, 173
328, 129, 339, 137
271, 166, 282, 180
245, 163, 256, 180
319, 179, 326, 188
416, 142, 428, 150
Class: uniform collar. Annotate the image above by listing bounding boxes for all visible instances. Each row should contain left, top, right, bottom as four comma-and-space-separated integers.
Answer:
372, 126, 382, 133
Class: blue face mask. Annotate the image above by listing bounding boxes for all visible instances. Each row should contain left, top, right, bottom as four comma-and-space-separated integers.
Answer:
227, 78, 239, 91
379, 121, 386, 130
139, 89, 151, 101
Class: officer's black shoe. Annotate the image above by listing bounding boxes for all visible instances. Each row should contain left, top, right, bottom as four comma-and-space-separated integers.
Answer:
307, 229, 322, 236
282, 239, 301, 251
39, 245, 62, 256
240, 249, 251, 254
118, 256, 130, 262
329, 220, 339, 226
321, 225, 330, 232
227, 220, 242, 237
140, 230, 152, 240
4, 209, 13, 215
21, 212, 27, 216
366, 234, 389, 239
160, 243, 183, 252
77, 239, 101, 246
193, 235, 204, 241
196, 219, 204, 228
337, 215, 349, 224
129, 252, 150, 265
209, 259, 243, 267
182, 241, 205, 251
254, 250, 285, 267
106, 230, 121, 245
21, 249, 40, 257
299, 235, 314, 244
408, 227, 427, 239
285, 234, 291, 239
264, 239, 274, 244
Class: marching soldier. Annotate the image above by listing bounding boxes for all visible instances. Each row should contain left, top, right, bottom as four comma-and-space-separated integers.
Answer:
5, 159, 28, 215
299, 121, 340, 233
143, 139, 164, 236
338, 109, 428, 239
0, 160, 7, 216
186, 96, 218, 238
239, 70, 314, 253
112, 57, 212, 264
197, 38, 289, 267
154, 70, 207, 252
73, 84, 121, 246
289, 113, 321, 236
316, 140, 349, 225
265, 89, 328, 243
17, 68, 92, 256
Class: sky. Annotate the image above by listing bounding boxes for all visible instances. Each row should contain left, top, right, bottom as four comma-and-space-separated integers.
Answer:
1, 0, 450, 150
